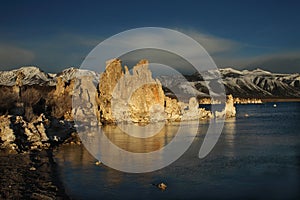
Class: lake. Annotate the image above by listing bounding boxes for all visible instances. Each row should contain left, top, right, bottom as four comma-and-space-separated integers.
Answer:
55, 102, 300, 200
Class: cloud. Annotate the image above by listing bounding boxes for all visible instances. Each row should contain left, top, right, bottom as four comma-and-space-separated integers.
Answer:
242, 51, 300, 73
180, 29, 241, 55
0, 29, 261, 73
166, 29, 256, 71
54, 33, 104, 47
176, 29, 300, 74
0, 44, 35, 70
0, 30, 298, 74
80, 28, 229, 74
8, 33, 105, 73
212, 50, 300, 74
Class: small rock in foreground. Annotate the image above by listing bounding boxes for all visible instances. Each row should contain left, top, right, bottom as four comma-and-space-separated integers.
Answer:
153, 182, 167, 191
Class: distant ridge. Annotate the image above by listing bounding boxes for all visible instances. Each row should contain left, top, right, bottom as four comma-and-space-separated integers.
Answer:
1, 66, 300, 98
159, 67, 300, 99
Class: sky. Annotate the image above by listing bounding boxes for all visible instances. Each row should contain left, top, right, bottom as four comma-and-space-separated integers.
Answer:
0, 0, 299, 74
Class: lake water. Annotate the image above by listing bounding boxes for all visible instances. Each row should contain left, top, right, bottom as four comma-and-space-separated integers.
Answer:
55, 102, 300, 200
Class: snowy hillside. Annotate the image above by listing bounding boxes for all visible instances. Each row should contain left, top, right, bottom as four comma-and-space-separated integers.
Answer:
0, 66, 55, 86
158, 68, 300, 98
0, 66, 299, 98
0, 67, 99, 86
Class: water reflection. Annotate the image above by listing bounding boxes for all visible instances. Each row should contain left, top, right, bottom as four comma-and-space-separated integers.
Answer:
55, 121, 206, 197
101, 123, 178, 153
77, 121, 200, 173
55, 145, 116, 197
223, 118, 236, 157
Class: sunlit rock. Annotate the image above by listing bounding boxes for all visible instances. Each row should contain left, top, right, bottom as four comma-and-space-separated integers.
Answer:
225, 95, 236, 118
164, 97, 181, 121
96, 59, 165, 123
0, 115, 16, 151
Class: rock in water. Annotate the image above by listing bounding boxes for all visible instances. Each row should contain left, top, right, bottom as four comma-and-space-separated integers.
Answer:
154, 182, 167, 191
225, 95, 236, 118
214, 95, 236, 118
95, 161, 101, 166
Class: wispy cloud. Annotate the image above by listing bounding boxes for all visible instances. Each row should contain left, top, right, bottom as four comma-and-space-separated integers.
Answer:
242, 51, 300, 73
0, 29, 298, 74
179, 30, 300, 73
53, 33, 104, 47
0, 33, 103, 72
0, 44, 35, 70
78, 28, 300, 74
179, 29, 241, 55
80, 28, 227, 74
2, 33, 105, 72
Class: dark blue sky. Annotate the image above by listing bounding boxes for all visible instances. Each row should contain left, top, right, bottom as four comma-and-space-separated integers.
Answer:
0, 0, 299, 73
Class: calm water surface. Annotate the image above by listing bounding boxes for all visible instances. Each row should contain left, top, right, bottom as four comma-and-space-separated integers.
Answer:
55, 102, 300, 200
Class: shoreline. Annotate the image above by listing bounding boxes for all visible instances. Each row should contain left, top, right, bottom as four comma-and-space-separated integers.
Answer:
199, 98, 300, 105
0, 148, 70, 199
261, 98, 300, 102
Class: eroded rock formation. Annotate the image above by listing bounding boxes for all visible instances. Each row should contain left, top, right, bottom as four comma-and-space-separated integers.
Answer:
234, 97, 262, 104
0, 115, 16, 151
0, 113, 76, 152
95, 59, 166, 123
0, 60, 237, 152
91, 59, 216, 124
214, 95, 237, 118
225, 94, 237, 118
0, 68, 78, 152
48, 77, 74, 120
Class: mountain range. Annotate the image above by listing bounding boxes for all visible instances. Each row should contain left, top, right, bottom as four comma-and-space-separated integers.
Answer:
0, 66, 299, 99
158, 68, 300, 99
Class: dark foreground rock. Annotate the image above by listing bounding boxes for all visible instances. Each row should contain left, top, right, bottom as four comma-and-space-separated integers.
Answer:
0, 149, 69, 199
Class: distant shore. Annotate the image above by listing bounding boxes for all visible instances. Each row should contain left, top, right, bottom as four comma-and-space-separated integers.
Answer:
261, 98, 300, 102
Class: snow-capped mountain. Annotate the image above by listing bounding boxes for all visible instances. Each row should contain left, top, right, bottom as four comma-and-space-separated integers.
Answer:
0, 66, 299, 98
0, 67, 99, 86
55, 67, 100, 82
220, 68, 300, 98
0, 66, 55, 86
158, 68, 300, 98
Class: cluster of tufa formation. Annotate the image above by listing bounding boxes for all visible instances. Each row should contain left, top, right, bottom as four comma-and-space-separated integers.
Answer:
233, 98, 262, 104
0, 59, 237, 151
96, 59, 166, 123
0, 113, 77, 152
0, 68, 79, 152
74, 59, 235, 125
199, 97, 262, 105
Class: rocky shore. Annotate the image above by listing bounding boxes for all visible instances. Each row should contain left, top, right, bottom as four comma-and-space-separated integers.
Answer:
0, 150, 69, 199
